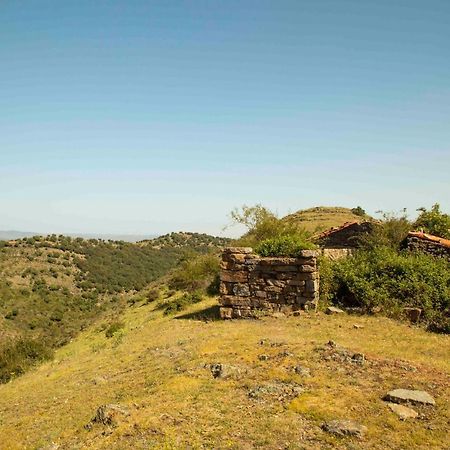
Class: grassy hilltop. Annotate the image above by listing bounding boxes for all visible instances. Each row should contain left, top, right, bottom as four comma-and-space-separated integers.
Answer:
283, 206, 370, 234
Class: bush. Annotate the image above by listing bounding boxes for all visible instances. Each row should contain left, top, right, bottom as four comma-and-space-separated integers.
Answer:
105, 321, 125, 338
146, 288, 160, 303
163, 291, 203, 315
414, 204, 450, 238
360, 211, 411, 250
0, 339, 53, 383
169, 253, 220, 293
229, 204, 310, 247
351, 206, 366, 217
322, 247, 450, 332
256, 235, 316, 257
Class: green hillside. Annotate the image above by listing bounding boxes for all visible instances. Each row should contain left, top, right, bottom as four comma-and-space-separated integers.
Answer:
283, 206, 371, 234
0, 233, 228, 382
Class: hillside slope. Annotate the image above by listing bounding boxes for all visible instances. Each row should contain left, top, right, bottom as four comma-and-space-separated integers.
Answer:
0, 233, 228, 381
283, 206, 371, 234
0, 296, 448, 449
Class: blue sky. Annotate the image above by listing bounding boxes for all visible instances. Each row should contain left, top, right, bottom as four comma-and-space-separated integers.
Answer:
1, 1, 449, 236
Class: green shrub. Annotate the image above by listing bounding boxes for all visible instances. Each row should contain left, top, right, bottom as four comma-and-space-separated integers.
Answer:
414, 203, 450, 238
146, 288, 160, 303
163, 291, 203, 316
105, 320, 125, 338
0, 339, 53, 383
169, 254, 220, 293
360, 211, 411, 250
322, 247, 450, 332
229, 204, 310, 247
256, 235, 316, 257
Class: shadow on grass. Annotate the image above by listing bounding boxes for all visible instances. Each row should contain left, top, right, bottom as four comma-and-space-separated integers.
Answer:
175, 305, 221, 322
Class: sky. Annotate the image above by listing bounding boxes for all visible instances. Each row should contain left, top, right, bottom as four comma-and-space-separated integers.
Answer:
1, 0, 449, 237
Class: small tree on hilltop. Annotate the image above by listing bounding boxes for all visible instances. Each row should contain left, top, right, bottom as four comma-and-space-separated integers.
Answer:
414, 204, 450, 239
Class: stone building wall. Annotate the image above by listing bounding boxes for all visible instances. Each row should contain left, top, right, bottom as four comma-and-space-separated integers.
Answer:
404, 233, 450, 261
219, 247, 319, 319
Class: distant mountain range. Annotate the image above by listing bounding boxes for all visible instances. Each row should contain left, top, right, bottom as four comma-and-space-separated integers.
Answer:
0, 230, 157, 242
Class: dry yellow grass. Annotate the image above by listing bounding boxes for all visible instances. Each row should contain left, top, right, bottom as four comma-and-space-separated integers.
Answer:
0, 297, 448, 449
283, 206, 369, 234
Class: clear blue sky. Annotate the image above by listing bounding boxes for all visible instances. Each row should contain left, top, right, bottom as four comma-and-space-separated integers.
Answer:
1, 0, 449, 236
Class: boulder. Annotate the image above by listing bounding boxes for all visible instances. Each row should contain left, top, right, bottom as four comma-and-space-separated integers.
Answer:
322, 419, 367, 438
403, 307, 422, 323
383, 389, 435, 406
387, 403, 419, 420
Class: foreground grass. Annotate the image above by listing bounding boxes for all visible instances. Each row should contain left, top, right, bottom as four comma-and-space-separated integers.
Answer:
0, 297, 448, 449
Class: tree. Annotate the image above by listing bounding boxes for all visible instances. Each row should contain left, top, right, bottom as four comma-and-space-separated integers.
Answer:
351, 206, 366, 217
228, 204, 310, 247
414, 204, 450, 239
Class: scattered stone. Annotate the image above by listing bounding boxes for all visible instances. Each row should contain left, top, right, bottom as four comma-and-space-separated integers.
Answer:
278, 350, 294, 358
353, 324, 364, 329
207, 363, 241, 379
403, 307, 422, 323
209, 363, 227, 379
383, 389, 435, 406
293, 365, 311, 377
248, 381, 303, 402
327, 340, 337, 348
258, 354, 270, 361
85, 404, 130, 429
326, 306, 344, 315
351, 353, 365, 366
387, 403, 419, 420
321, 419, 367, 438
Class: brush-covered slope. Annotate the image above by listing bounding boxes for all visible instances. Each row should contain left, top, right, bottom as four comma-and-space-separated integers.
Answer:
0, 233, 228, 380
283, 206, 371, 234
140, 231, 232, 250
0, 295, 448, 449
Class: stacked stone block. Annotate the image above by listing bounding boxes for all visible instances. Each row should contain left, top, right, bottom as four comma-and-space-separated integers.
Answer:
219, 247, 319, 319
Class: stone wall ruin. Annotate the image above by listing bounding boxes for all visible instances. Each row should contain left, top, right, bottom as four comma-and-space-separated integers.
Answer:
219, 247, 319, 319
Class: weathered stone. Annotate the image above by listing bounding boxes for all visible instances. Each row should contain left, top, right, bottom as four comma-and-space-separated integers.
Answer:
387, 403, 419, 420
220, 270, 247, 283
403, 307, 422, 323
383, 389, 435, 406
223, 247, 253, 254
301, 250, 319, 257
219, 307, 233, 319
351, 353, 365, 366
305, 280, 318, 293
321, 419, 367, 438
326, 306, 345, 315
233, 283, 250, 297
86, 404, 129, 429
219, 248, 319, 319
293, 365, 311, 377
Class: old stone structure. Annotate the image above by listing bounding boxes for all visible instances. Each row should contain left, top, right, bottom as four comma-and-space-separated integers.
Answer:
315, 221, 374, 249
219, 247, 319, 319
404, 231, 450, 261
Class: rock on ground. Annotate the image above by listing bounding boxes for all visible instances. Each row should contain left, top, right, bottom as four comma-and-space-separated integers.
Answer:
387, 402, 419, 420
383, 389, 436, 406
86, 404, 130, 429
326, 306, 345, 315
321, 419, 367, 438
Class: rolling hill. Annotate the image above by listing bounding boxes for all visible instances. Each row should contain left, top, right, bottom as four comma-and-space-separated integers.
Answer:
283, 206, 372, 234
